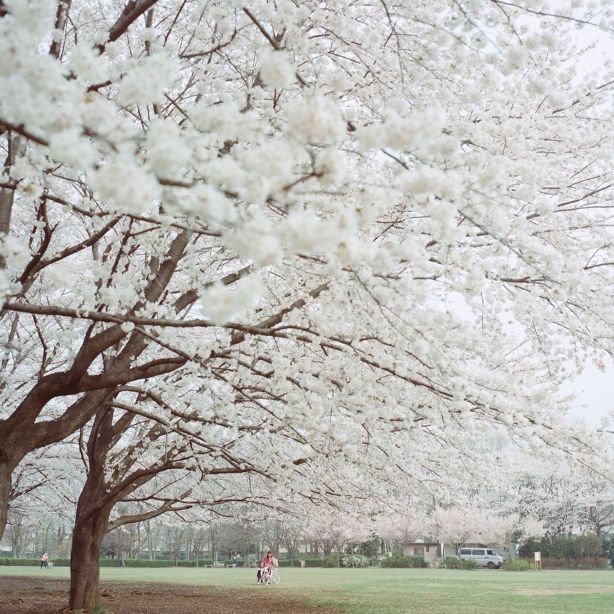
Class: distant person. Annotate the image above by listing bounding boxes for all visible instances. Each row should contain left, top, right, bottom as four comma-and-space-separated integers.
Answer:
257, 549, 274, 583
232, 555, 238, 568
39, 552, 48, 569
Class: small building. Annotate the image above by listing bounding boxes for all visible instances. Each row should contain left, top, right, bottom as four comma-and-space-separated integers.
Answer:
402, 542, 443, 565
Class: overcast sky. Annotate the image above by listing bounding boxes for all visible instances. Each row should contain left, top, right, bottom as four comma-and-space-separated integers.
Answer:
562, 20, 613, 429
563, 357, 613, 427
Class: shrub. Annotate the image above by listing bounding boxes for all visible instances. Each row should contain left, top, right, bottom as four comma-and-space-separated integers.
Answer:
408, 556, 428, 568
572, 534, 604, 559
380, 556, 401, 568
278, 558, 324, 568
540, 556, 608, 570
0, 557, 75, 566
550, 536, 575, 559
461, 559, 477, 570
303, 558, 325, 567
538, 557, 569, 570
99, 559, 124, 567
0, 558, 45, 566
519, 535, 576, 559
381, 555, 428, 568
502, 559, 531, 571
442, 556, 461, 569
518, 537, 542, 558
519, 534, 607, 566
356, 539, 380, 557
595, 557, 608, 569
324, 554, 340, 568
576, 557, 608, 570
124, 559, 187, 567
278, 560, 302, 567
124, 559, 212, 567
340, 554, 369, 568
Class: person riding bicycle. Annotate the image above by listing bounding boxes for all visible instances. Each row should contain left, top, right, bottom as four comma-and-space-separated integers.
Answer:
257, 549, 274, 583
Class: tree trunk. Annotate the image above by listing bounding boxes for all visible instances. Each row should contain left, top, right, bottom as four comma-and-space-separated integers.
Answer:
69, 407, 113, 612
0, 456, 15, 541
69, 502, 111, 611
146, 520, 153, 560
135, 522, 141, 559
0, 470, 11, 539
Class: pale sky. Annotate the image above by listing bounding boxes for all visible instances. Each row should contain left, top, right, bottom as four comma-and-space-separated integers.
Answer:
563, 22, 613, 429
563, 357, 613, 427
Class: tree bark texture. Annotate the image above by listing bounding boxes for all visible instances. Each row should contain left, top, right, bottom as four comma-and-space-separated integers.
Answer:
68, 500, 111, 611
0, 463, 10, 541
68, 412, 114, 612
0, 430, 23, 540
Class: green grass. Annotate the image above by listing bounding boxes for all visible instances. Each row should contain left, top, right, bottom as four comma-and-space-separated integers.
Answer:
2, 566, 613, 613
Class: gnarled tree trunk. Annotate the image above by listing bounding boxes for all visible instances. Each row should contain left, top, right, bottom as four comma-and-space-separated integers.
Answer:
0, 432, 24, 540
68, 403, 116, 611
0, 463, 10, 541
68, 412, 114, 613
69, 500, 111, 611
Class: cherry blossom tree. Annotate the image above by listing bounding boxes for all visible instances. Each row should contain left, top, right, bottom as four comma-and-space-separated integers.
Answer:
304, 512, 371, 557
375, 511, 433, 554
513, 464, 614, 537
1, 0, 613, 609
428, 494, 556, 556
3, 443, 79, 556
260, 519, 284, 558
431, 506, 483, 553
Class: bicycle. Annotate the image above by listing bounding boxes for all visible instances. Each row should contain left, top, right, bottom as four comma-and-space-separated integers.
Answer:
259, 561, 280, 585
269, 566, 280, 584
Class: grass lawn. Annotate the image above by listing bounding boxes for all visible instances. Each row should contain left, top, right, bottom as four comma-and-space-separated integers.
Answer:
1, 566, 613, 613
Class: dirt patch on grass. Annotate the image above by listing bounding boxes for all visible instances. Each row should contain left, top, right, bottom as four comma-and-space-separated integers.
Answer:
0, 575, 337, 613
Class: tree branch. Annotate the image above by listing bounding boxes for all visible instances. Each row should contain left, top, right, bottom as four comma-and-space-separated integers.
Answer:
78, 357, 187, 391
98, 0, 160, 53
106, 497, 192, 532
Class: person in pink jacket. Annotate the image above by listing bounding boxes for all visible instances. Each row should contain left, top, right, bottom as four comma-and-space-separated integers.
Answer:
257, 550, 274, 583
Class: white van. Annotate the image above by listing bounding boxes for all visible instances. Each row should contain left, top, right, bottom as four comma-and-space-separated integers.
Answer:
458, 547, 503, 569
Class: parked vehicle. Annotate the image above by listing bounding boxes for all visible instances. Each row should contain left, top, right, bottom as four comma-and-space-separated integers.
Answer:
458, 547, 503, 568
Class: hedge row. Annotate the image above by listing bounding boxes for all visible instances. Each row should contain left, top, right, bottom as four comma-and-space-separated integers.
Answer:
0, 558, 216, 567
502, 559, 531, 571
381, 555, 428, 568
304, 558, 327, 567
539, 556, 608, 570
122, 559, 216, 567
321, 554, 370, 568
0, 558, 46, 566
502, 557, 608, 571
278, 560, 303, 567
277, 558, 330, 567
519, 535, 604, 560
442, 557, 477, 569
